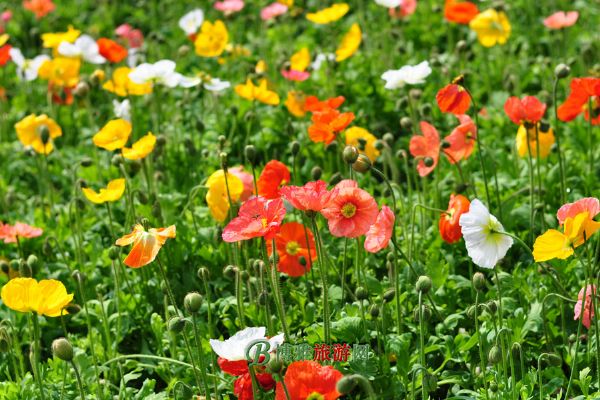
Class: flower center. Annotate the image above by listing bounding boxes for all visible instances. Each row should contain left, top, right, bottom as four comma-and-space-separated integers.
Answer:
306, 393, 325, 400
286, 241, 300, 256
261, 218, 268, 228
445, 207, 456, 221
341, 202, 357, 218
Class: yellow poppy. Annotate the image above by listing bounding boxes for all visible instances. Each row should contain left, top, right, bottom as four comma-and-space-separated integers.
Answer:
15, 114, 62, 155
285, 91, 307, 117
516, 123, 555, 159
306, 3, 349, 24
278, 0, 294, 6
335, 23, 361, 62
255, 60, 268, 74
1, 277, 74, 317
41, 25, 80, 50
93, 119, 132, 151
345, 126, 380, 161
38, 57, 81, 88
122, 132, 156, 160
0, 34, 9, 47
81, 179, 126, 204
195, 20, 229, 57
103, 67, 152, 96
235, 79, 280, 106
290, 48, 310, 72
206, 170, 244, 222
469, 9, 511, 47
533, 212, 600, 262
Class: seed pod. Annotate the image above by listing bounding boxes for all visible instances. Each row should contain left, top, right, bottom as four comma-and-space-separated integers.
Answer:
244, 145, 257, 164
290, 141, 300, 156
184, 292, 203, 314
52, 338, 74, 361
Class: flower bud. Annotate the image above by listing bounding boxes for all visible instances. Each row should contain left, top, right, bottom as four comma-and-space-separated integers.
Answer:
489, 382, 498, 392
416, 276, 432, 294
423, 157, 434, 167
219, 152, 228, 171
0, 260, 8, 274
456, 40, 468, 53
568, 334, 577, 344
26, 254, 39, 270
218, 135, 227, 148
266, 357, 284, 374
258, 291, 268, 306
65, 304, 81, 314
400, 117, 412, 130
52, 338, 74, 361
343, 146, 359, 164
107, 246, 120, 260
137, 191, 148, 204
244, 145, 257, 164
325, 140, 338, 153
383, 288, 395, 303
510, 342, 521, 358
329, 172, 342, 186
382, 133, 394, 145
73, 81, 89, 98
369, 304, 380, 318
441, 140, 451, 149
311, 167, 322, 180
304, 302, 316, 323
374, 140, 384, 151
547, 353, 562, 366
178, 44, 190, 57
423, 373, 437, 392
409, 88, 422, 100
168, 317, 186, 333
488, 345, 502, 364
413, 304, 431, 322
472, 272, 486, 291
554, 63, 570, 79
336, 376, 358, 394
355, 286, 368, 300
184, 292, 203, 314
111, 154, 123, 166
0, 327, 11, 352
224, 265, 237, 279
80, 157, 93, 168
90, 69, 105, 85
487, 300, 498, 314
420, 104, 432, 116
352, 154, 371, 173
19, 259, 32, 278
156, 135, 167, 147
197, 267, 210, 280
290, 141, 300, 156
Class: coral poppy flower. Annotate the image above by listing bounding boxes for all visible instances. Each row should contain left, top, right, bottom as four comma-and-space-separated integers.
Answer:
257, 160, 291, 199
275, 361, 343, 400
0, 222, 43, 243
122, 132, 156, 160
194, 20, 229, 57
388, 0, 417, 19
444, 115, 477, 163
267, 222, 316, 277
229, 166, 255, 201
93, 119, 132, 151
305, 95, 345, 112
504, 96, 546, 125
280, 180, 335, 212
321, 180, 378, 238
469, 9, 511, 47
214, 0, 244, 15
261, 2, 288, 21
557, 197, 600, 225
115, 224, 176, 268
281, 69, 310, 81
308, 108, 355, 145
222, 197, 286, 242
557, 77, 600, 125
543, 11, 579, 29
15, 114, 62, 155
0, 44, 10, 66
575, 285, 596, 329
97, 38, 128, 63
1, 278, 73, 317
335, 23, 361, 62
439, 194, 470, 244
103, 67, 152, 96
285, 91, 307, 117
206, 170, 244, 222
115, 24, 144, 48
345, 126, 380, 161
81, 179, 125, 204
436, 83, 471, 115
409, 121, 440, 177
306, 3, 349, 24
235, 78, 280, 105
23, 0, 55, 19
444, 0, 479, 24
364, 206, 395, 253
515, 123, 555, 159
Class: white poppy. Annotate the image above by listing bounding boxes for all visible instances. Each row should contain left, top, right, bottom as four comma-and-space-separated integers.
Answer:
113, 99, 131, 122
311, 53, 335, 71
459, 199, 513, 269
381, 61, 432, 89
204, 78, 230, 92
127, 47, 141, 68
179, 9, 204, 36
209, 326, 284, 361
8, 48, 49, 81
57, 35, 106, 64
178, 75, 202, 88
128, 60, 181, 88
374, 0, 402, 7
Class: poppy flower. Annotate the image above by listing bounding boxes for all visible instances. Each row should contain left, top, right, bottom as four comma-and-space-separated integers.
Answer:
308, 108, 355, 145
58, 35, 106, 64
41, 26, 80, 50
9, 48, 49, 81
439, 194, 470, 244
122, 132, 156, 160
280, 180, 335, 212
381, 61, 431, 89
557, 77, 600, 125
194, 20, 229, 57
115, 224, 176, 268
335, 23, 361, 62
93, 119, 132, 151
234, 372, 276, 400
444, 115, 477, 163
38, 56, 81, 88
575, 285, 596, 329
285, 91, 308, 117
321, 180, 378, 238
206, 170, 244, 222
543, 11, 578, 29
23, 0, 55, 19
504, 96, 546, 125
281, 69, 310, 81
97, 38, 127, 63
229, 166, 255, 201
436, 83, 471, 115
388, 0, 417, 19
261, 2, 288, 20
15, 114, 62, 155
275, 361, 343, 400
215, 0, 244, 15
306, 3, 349, 24
0, 222, 43, 243
469, 9, 511, 47
115, 24, 144, 49
515, 123, 555, 159
444, 0, 479, 24
179, 9, 204, 37
113, 99, 131, 121
409, 121, 440, 177
267, 222, 316, 277
345, 126, 380, 162
257, 160, 291, 199
222, 197, 286, 242
304, 95, 346, 112
235, 78, 280, 105
364, 206, 395, 253
557, 197, 600, 225
81, 179, 126, 204
1, 278, 73, 317
129, 60, 188, 88
0, 44, 10, 66
103, 67, 152, 96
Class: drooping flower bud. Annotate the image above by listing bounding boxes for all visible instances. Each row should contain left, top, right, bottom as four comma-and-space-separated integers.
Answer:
52, 338, 74, 361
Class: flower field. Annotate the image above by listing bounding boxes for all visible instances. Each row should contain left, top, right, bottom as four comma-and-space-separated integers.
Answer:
0, 0, 599, 399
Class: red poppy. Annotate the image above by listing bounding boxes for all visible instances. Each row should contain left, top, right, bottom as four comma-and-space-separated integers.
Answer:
235, 372, 276, 400
443, 114, 477, 163
218, 357, 250, 376
321, 180, 378, 238
280, 180, 335, 212
444, 0, 479, 24
504, 96, 546, 125
308, 108, 355, 144
257, 160, 291, 199
0, 44, 11, 66
557, 77, 600, 125
364, 205, 395, 253
304, 95, 345, 112
439, 194, 470, 244
222, 197, 286, 242
409, 121, 440, 177
97, 38, 128, 63
49, 83, 74, 105
275, 361, 343, 400
436, 83, 471, 115
267, 222, 316, 277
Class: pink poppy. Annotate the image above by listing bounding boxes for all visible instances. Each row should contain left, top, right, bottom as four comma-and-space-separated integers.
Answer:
215, 0, 244, 14
0, 222, 43, 243
543, 11, 579, 29
1, 10, 12, 22
281, 69, 310, 82
222, 197, 286, 242
389, 0, 417, 18
280, 180, 335, 213
443, 114, 477, 163
261, 2, 288, 21
230, 166, 255, 201
409, 121, 440, 177
557, 197, 600, 225
364, 206, 395, 253
321, 180, 378, 238
115, 23, 144, 48
575, 285, 596, 329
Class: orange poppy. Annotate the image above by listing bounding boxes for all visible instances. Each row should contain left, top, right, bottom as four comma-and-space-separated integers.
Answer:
443, 114, 477, 163
504, 96, 546, 125
275, 361, 342, 400
0, 45, 11, 66
439, 194, 470, 243
444, 0, 479, 24
557, 77, 600, 125
409, 121, 440, 177
23, 0, 55, 19
115, 224, 176, 268
308, 108, 355, 144
257, 160, 291, 199
97, 38, 128, 63
304, 95, 345, 113
267, 222, 316, 277
436, 83, 471, 115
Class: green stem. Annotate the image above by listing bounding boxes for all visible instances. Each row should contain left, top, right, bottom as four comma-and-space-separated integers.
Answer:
29, 314, 46, 400
191, 314, 212, 399
474, 292, 489, 399
551, 77, 567, 204
524, 125, 536, 245
311, 218, 331, 344
70, 360, 86, 400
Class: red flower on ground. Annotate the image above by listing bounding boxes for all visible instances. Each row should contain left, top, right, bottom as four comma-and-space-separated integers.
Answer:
267, 222, 316, 277
280, 180, 335, 212
575, 284, 596, 329
557, 77, 600, 125
304, 95, 345, 112
321, 180, 378, 238
0, 44, 11, 66
444, 0, 479, 24
504, 96, 546, 125
275, 361, 343, 400
409, 121, 440, 177
439, 194, 471, 244
364, 205, 395, 253
0, 222, 43, 243
436, 83, 471, 115
222, 197, 286, 242
443, 114, 477, 163
97, 38, 128, 63
308, 108, 355, 145
257, 160, 291, 199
